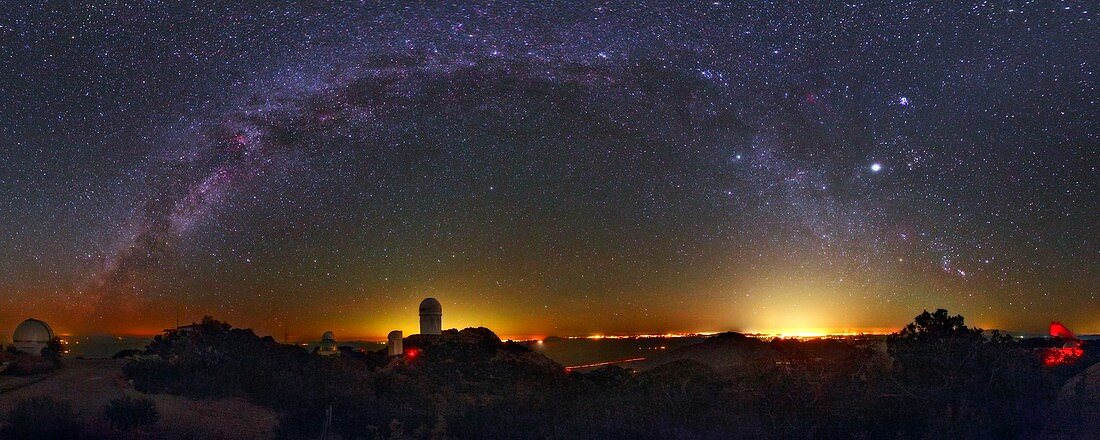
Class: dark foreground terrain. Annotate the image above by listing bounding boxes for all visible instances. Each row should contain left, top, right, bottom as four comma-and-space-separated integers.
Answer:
0, 359, 278, 439
1, 309, 1097, 439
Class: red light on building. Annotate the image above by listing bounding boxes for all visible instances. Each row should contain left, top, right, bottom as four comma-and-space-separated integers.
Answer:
1050, 321, 1076, 339
1043, 321, 1083, 367
405, 348, 419, 359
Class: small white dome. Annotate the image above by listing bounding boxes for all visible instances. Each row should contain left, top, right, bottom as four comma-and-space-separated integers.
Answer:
419, 297, 442, 315
387, 330, 403, 356
13, 318, 54, 343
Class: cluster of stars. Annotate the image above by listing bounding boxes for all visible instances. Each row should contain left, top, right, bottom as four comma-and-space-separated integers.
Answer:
0, 1, 1094, 336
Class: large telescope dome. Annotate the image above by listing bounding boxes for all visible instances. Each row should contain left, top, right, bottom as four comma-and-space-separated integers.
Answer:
419, 298, 442, 335
12, 318, 55, 355
419, 297, 442, 315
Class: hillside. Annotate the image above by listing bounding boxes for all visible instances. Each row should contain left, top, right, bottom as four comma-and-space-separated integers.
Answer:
637, 332, 879, 373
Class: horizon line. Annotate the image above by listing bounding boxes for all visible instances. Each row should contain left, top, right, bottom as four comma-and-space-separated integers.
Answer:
39, 326, 986, 343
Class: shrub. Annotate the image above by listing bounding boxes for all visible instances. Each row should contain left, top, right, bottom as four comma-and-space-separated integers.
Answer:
112, 349, 143, 359
0, 397, 84, 439
104, 395, 159, 430
41, 337, 65, 366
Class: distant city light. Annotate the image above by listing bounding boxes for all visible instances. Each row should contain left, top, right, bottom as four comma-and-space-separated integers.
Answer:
567, 332, 720, 340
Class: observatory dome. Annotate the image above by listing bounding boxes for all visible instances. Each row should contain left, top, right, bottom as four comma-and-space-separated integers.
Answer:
12, 318, 55, 355
419, 297, 443, 335
388, 330, 403, 356
419, 297, 442, 315
13, 319, 54, 343
319, 330, 338, 355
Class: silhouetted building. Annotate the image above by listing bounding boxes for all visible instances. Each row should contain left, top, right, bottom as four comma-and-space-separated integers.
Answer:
388, 330, 403, 355
12, 318, 54, 355
319, 330, 338, 356
419, 298, 442, 335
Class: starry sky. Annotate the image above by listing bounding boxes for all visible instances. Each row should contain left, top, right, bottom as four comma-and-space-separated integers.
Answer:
0, 1, 1096, 340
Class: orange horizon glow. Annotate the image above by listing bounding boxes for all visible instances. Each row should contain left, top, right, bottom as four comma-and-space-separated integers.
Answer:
8, 320, 1099, 345
4, 297, 1097, 344
5, 264, 1098, 343
40, 327, 899, 343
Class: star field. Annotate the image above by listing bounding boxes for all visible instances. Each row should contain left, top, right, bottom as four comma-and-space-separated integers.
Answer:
0, 1, 1095, 338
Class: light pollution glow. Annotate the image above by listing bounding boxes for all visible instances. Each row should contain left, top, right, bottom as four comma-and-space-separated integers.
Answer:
2, 274, 1097, 342
3, 294, 1090, 344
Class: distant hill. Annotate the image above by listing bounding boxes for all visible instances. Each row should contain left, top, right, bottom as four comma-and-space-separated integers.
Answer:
636, 332, 875, 372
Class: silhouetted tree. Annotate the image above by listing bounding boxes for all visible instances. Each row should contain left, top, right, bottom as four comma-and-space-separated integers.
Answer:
886, 309, 1050, 438
40, 337, 65, 366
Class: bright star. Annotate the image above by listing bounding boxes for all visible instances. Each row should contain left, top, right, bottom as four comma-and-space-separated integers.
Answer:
870, 163, 883, 172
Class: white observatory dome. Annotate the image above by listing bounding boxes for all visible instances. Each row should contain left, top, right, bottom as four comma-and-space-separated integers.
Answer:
388, 330, 403, 356
12, 318, 55, 355
419, 297, 442, 315
13, 318, 54, 343
419, 297, 443, 335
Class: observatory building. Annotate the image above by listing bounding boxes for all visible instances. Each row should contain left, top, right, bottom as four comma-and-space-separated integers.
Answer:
419, 297, 442, 335
12, 318, 55, 355
388, 330, 403, 356
318, 331, 338, 356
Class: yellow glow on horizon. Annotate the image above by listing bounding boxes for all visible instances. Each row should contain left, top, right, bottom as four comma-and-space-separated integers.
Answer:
751, 328, 830, 338
743, 327, 899, 337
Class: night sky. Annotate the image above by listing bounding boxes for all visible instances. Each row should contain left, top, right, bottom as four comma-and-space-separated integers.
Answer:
1, 1, 1096, 339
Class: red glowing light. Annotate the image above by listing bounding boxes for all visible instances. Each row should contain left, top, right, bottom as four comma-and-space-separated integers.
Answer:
1042, 346, 1083, 367
405, 348, 419, 359
1050, 321, 1076, 339
1043, 321, 1083, 367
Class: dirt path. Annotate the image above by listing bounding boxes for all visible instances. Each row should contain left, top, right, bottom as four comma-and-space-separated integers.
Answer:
0, 359, 279, 439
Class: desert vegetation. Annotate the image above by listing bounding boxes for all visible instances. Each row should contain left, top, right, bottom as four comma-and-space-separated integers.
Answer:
8, 311, 1091, 439
0, 339, 64, 377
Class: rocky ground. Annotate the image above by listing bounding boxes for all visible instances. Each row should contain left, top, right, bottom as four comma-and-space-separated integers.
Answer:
0, 359, 278, 439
